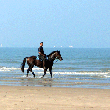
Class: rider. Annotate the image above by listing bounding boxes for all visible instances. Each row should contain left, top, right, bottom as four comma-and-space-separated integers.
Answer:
38, 42, 46, 69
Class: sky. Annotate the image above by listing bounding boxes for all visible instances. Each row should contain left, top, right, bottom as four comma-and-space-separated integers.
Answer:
0, 0, 110, 48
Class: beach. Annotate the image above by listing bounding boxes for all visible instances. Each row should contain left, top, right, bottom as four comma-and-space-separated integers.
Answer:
0, 86, 110, 110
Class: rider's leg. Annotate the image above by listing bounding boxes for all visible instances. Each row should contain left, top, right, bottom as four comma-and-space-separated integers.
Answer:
43, 60, 46, 69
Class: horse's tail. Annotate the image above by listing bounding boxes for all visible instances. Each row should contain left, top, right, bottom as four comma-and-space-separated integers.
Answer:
21, 57, 28, 73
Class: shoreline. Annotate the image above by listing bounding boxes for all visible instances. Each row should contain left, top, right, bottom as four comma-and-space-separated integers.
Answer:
0, 85, 110, 110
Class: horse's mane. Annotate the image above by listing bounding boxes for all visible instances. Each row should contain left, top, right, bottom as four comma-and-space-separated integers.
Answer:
47, 50, 60, 57
47, 51, 56, 56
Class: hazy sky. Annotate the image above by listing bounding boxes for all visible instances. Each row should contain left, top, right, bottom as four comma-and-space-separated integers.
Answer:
0, 0, 110, 48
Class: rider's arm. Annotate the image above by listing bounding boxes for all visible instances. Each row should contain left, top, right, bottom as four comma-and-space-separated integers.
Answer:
39, 52, 45, 56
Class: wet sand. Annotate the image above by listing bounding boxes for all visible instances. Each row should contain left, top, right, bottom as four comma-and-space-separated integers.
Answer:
0, 86, 110, 110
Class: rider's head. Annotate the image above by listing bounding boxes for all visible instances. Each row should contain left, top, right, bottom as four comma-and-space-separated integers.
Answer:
40, 42, 43, 46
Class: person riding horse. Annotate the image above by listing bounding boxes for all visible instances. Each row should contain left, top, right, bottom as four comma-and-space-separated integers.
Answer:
21, 47, 63, 78
38, 42, 46, 69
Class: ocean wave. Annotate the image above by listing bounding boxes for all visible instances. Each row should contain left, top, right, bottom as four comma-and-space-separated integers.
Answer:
0, 67, 110, 78
36, 71, 110, 78
0, 67, 43, 72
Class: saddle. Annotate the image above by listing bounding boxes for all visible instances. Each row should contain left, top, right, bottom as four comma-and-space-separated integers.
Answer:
38, 55, 47, 61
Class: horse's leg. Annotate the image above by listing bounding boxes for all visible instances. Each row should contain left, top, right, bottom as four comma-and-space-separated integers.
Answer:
42, 69, 47, 78
27, 65, 35, 78
49, 67, 52, 78
32, 72, 35, 78
30, 65, 35, 78
27, 68, 30, 77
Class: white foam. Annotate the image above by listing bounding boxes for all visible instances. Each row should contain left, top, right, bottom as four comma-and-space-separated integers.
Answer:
0, 67, 15, 71
0, 67, 110, 78
21, 75, 27, 78
38, 76, 43, 78
103, 73, 110, 78
0, 67, 43, 72
53, 72, 109, 75
35, 71, 110, 78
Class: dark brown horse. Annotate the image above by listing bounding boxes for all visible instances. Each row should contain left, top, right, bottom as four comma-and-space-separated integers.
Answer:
21, 50, 63, 78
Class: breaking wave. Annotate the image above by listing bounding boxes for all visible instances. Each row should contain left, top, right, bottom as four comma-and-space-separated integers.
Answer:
0, 66, 110, 78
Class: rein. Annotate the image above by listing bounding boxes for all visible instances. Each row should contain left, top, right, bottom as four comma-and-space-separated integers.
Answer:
54, 59, 58, 64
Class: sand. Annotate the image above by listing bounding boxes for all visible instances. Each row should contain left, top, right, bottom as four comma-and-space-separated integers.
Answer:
0, 86, 110, 110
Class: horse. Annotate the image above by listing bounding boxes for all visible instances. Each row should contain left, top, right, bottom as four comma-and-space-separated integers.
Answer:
21, 50, 63, 78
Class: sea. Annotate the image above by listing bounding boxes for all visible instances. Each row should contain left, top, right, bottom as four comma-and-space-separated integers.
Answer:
0, 47, 110, 89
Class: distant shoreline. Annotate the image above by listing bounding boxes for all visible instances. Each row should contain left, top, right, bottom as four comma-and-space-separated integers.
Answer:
0, 47, 110, 49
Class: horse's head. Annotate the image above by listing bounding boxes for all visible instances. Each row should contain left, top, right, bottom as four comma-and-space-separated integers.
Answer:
49, 50, 63, 61
55, 50, 63, 61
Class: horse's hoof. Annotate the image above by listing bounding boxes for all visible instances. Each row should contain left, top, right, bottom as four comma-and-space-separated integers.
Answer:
41, 76, 44, 78
38, 76, 43, 78
33, 74, 35, 78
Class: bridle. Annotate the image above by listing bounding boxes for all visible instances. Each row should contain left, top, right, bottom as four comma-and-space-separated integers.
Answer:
49, 52, 61, 61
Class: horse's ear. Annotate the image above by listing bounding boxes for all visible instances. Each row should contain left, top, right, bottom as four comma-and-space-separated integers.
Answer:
58, 50, 60, 54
